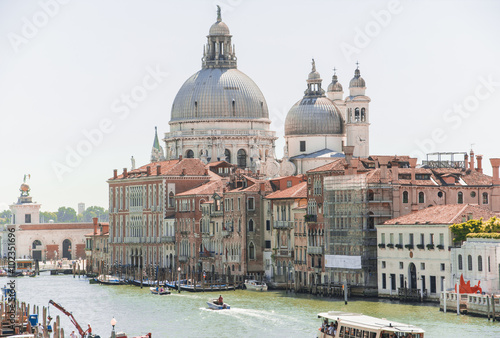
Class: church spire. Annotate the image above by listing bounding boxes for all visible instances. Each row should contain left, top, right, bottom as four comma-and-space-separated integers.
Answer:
304, 59, 325, 98
151, 126, 165, 162
202, 6, 237, 69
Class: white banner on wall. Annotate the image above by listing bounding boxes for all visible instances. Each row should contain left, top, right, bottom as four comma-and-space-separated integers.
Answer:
325, 255, 361, 269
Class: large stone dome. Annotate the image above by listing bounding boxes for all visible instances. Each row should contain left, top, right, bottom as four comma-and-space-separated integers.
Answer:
285, 97, 343, 136
170, 68, 269, 122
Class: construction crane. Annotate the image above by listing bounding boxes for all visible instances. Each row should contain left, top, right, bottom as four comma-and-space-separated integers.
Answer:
48, 300, 87, 337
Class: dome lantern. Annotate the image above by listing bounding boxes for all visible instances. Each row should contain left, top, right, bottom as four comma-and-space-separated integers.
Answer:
203, 6, 237, 69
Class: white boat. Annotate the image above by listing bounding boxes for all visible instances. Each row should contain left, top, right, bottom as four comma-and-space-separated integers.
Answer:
150, 286, 171, 295
244, 279, 268, 291
206, 298, 230, 310
317, 311, 425, 338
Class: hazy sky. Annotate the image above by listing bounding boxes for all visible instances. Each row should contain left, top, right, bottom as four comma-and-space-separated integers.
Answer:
1, 0, 499, 212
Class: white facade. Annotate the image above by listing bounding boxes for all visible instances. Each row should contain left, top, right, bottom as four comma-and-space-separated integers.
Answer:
450, 238, 500, 294
377, 223, 453, 300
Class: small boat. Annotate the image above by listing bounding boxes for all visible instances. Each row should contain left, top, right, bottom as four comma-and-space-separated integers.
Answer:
244, 279, 268, 291
317, 311, 425, 338
150, 286, 171, 295
206, 298, 230, 310
96, 274, 124, 285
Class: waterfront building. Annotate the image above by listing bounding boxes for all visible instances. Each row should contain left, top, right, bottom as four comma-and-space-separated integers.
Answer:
266, 181, 307, 287
84, 217, 109, 273
378, 204, 497, 301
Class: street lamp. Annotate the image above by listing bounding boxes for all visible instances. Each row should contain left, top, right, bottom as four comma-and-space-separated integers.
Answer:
110, 317, 117, 338
177, 267, 181, 293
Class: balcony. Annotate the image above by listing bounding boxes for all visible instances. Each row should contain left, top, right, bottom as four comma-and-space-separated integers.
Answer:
273, 220, 294, 229
161, 236, 175, 243
307, 246, 324, 255
180, 231, 190, 236
275, 249, 293, 258
304, 214, 317, 222
179, 256, 188, 262
199, 251, 215, 260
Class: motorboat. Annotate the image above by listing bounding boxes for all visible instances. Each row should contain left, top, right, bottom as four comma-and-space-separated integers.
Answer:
244, 279, 268, 291
96, 275, 124, 285
150, 286, 171, 295
317, 311, 425, 338
206, 298, 230, 310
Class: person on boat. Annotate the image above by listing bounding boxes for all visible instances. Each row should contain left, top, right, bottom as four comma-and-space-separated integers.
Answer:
327, 323, 335, 336
218, 295, 223, 305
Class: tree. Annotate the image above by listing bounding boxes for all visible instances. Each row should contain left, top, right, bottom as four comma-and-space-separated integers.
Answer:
40, 211, 57, 223
0, 210, 12, 225
450, 218, 484, 243
82, 206, 108, 222
56, 207, 77, 223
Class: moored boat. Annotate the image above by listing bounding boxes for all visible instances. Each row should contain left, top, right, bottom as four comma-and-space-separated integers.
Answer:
244, 279, 268, 291
206, 298, 230, 310
96, 275, 124, 285
317, 311, 425, 338
149, 286, 171, 295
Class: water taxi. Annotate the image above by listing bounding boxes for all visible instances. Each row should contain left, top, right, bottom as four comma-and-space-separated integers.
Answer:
206, 298, 230, 310
150, 286, 171, 295
317, 311, 425, 338
244, 279, 268, 291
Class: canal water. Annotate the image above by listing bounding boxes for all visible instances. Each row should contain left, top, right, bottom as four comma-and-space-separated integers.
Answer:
2, 273, 498, 337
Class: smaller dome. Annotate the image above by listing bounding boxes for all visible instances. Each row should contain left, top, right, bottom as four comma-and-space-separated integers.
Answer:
327, 74, 343, 92
349, 68, 366, 88
209, 21, 230, 36
285, 97, 343, 136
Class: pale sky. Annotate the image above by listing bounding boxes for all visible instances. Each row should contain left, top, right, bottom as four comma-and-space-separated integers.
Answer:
1, 0, 499, 212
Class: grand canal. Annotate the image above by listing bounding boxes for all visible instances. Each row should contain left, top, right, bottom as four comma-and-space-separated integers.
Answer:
3, 273, 499, 337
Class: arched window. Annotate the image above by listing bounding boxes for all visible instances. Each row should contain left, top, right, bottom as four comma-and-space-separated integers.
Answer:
468, 255, 473, 271
224, 149, 231, 163
403, 191, 409, 204
418, 192, 424, 204
478, 256, 483, 272
457, 191, 463, 204
249, 242, 255, 260
248, 219, 254, 232
368, 190, 374, 201
237, 149, 247, 168
483, 192, 489, 204
186, 149, 194, 158
354, 108, 360, 122
168, 191, 175, 208
361, 108, 366, 122
458, 254, 463, 270
32, 240, 42, 249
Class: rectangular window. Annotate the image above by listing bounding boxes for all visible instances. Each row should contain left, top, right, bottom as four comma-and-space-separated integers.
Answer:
265, 240, 271, 249
381, 261, 386, 269
25, 214, 31, 223
439, 233, 444, 246
399, 233, 403, 245
441, 276, 445, 292
400, 274, 404, 288
381, 233, 386, 244
238, 198, 241, 210
422, 275, 426, 292
382, 273, 387, 289
287, 180, 292, 188
399, 262, 404, 269
440, 263, 445, 271
390, 233, 394, 244
421, 262, 425, 270
391, 274, 396, 290
300, 141, 306, 152
266, 220, 270, 231
248, 197, 255, 210
430, 276, 436, 293
430, 233, 434, 245
409, 233, 414, 245
420, 233, 424, 245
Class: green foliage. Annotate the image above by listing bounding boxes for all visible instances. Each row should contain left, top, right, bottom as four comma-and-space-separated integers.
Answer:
466, 232, 500, 239
483, 216, 500, 233
81, 206, 109, 222
449, 218, 484, 242
40, 211, 57, 223
0, 210, 12, 225
57, 206, 77, 223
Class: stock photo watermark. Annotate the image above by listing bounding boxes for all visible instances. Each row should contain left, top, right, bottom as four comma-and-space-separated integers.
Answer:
7, 0, 72, 53
340, 0, 403, 62
51, 65, 169, 182
410, 75, 500, 159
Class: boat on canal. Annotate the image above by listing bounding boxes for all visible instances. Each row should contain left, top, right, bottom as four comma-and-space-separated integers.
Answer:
96, 274, 124, 285
317, 311, 425, 338
206, 298, 230, 310
149, 286, 171, 295
244, 279, 268, 291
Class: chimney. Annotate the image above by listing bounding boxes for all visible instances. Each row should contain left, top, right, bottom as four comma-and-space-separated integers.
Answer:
93, 217, 98, 235
391, 162, 399, 182
490, 158, 500, 185
113, 169, 118, 179
464, 154, 469, 170
146, 166, 151, 176
156, 165, 161, 175
470, 150, 475, 171
379, 159, 389, 184
343, 145, 354, 166
204, 168, 209, 176
476, 155, 483, 173
182, 168, 186, 176
409, 158, 418, 184
123, 168, 128, 178
260, 182, 266, 192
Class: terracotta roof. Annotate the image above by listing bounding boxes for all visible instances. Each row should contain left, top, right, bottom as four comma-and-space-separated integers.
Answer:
176, 179, 225, 196
19, 223, 95, 230
111, 158, 208, 180
384, 204, 498, 225
266, 181, 307, 200
206, 161, 232, 167
241, 180, 274, 193
307, 158, 346, 173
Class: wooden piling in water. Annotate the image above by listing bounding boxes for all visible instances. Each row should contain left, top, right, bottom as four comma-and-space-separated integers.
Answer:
487, 296, 491, 320
492, 295, 496, 321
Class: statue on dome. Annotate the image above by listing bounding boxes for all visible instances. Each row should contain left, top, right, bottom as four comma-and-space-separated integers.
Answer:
20, 174, 31, 197
216, 5, 221, 22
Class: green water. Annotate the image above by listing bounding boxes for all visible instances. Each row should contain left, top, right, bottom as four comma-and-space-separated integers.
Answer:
2, 274, 498, 337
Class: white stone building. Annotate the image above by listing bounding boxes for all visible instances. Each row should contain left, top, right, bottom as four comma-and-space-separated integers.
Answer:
377, 204, 497, 301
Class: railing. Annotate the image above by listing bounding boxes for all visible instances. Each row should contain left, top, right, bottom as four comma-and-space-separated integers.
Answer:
307, 246, 324, 255
165, 129, 276, 138
161, 236, 175, 243
179, 256, 188, 262
275, 249, 293, 258
304, 214, 317, 222
273, 220, 294, 229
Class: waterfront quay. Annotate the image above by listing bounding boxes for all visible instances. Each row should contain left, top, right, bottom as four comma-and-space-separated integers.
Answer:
3, 273, 500, 337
